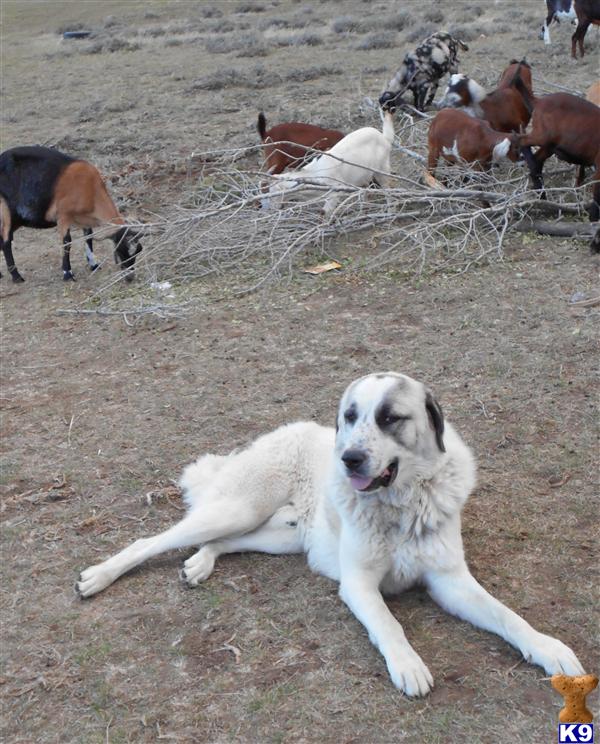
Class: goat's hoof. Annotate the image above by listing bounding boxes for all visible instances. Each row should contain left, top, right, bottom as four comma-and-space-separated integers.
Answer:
11, 273, 25, 283
89, 263, 100, 273
63, 271, 75, 281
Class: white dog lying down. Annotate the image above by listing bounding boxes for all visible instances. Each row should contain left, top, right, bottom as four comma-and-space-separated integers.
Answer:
77, 372, 584, 696
262, 112, 394, 216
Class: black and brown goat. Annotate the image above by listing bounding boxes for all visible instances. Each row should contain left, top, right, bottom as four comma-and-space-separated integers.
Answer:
519, 93, 600, 234
257, 113, 344, 176
427, 109, 520, 184
437, 61, 534, 133
0, 146, 142, 283
571, 0, 600, 58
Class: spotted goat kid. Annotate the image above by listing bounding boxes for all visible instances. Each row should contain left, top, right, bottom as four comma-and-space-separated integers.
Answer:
379, 31, 469, 112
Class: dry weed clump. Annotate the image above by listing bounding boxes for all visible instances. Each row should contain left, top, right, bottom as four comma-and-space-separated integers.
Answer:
276, 32, 323, 47
56, 21, 87, 34
446, 25, 481, 43
332, 13, 411, 35
285, 65, 343, 82
190, 65, 278, 91
207, 19, 237, 34
448, 5, 486, 24
260, 12, 314, 30
198, 6, 224, 19
81, 36, 141, 54
205, 33, 271, 57
190, 63, 342, 91
356, 32, 397, 51
331, 16, 360, 34
259, 17, 292, 30
236, 3, 266, 13
404, 24, 437, 43
423, 8, 445, 24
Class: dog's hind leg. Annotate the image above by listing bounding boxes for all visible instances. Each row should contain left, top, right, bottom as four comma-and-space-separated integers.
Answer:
77, 502, 265, 598
181, 505, 303, 587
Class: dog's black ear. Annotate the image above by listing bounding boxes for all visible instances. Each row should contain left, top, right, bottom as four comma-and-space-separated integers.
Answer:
425, 390, 445, 453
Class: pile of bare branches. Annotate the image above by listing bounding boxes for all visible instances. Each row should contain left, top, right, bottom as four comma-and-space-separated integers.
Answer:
64, 112, 595, 318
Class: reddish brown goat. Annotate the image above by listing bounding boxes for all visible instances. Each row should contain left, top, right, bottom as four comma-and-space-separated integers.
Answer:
519, 93, 600, 235
427, 109, 520, 182
437, 61, 534, 133
257, 113, 344, 175
571, 0, 600, 58
497, 59, 533, 96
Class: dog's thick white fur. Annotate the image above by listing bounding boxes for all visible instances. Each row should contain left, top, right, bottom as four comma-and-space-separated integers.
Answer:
262, 112, 394, 216
77, 372, 584, 696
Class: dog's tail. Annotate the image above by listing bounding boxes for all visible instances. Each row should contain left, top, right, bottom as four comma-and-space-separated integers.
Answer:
382, 110, 395, 143
257, 112, 267, 141
179, 454, 230, 509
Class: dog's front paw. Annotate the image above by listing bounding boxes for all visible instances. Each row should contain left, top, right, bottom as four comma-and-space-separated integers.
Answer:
525, 633, 585, 676
76, 565, 115, 598
180, 546, 216, 587
384, 646, 433, 697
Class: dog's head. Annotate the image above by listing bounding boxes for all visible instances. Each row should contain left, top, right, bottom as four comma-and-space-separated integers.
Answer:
335, 372, 446, 493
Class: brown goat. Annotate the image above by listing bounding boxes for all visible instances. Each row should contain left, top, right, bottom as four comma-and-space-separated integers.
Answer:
427, 109, 519, 183
571, 0, 600, 58
257, 113, 344, 175
437, 61, 534, 133
497, 59, 534, 96
519, 93, 600, 231
586, 80, 600, 106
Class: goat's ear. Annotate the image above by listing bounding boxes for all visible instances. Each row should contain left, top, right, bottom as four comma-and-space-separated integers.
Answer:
425, 390, 445, 453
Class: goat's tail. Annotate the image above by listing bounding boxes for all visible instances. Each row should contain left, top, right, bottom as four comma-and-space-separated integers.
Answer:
382, 111, 395, 143
257, 112, 267, 141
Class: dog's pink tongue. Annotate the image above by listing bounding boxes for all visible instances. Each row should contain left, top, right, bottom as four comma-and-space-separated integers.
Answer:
350, 475, 373, 491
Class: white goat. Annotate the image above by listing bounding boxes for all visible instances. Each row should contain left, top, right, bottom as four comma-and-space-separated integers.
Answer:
263, 112, 394, 216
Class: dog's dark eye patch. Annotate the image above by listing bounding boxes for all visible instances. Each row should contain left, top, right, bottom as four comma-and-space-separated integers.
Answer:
344, 405, 358, 425
376, 404, 411, 431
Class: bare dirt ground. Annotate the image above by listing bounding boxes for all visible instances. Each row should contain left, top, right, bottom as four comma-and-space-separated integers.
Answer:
1, 1, 599, 742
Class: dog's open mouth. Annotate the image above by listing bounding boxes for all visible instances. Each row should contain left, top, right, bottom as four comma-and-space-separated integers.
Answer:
349, 459, 399, 492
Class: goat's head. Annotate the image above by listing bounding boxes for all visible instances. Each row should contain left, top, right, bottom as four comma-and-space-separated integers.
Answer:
492, 132, 523, 163
379, 91, 401, 113
260, 175, 299, 210
113, 226, 143, 283
507, 133, 522, 162
492, 134, 521, 163
437, 74, 487, 109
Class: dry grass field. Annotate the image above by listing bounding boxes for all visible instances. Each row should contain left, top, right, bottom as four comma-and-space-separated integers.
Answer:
1, 1, 599, 742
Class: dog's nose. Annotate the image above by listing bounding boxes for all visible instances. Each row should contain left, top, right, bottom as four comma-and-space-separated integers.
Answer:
342, 449, 367, 471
